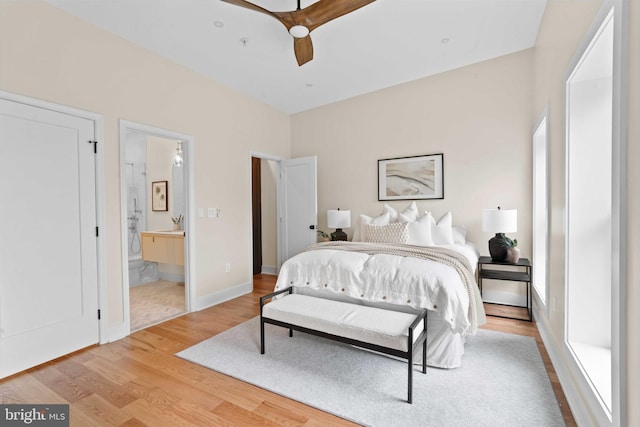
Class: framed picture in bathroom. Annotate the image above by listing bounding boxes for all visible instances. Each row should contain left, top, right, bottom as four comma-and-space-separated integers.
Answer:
152, 181, 168, 211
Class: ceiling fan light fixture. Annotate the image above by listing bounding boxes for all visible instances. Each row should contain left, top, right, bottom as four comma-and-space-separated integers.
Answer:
289, 25, 309, 38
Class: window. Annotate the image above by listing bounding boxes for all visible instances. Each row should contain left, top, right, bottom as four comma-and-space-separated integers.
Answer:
532, 113, 549, 305
565, 9, 614, 417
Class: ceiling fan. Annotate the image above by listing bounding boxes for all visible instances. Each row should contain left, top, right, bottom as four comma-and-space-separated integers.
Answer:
220, 0, 376, 66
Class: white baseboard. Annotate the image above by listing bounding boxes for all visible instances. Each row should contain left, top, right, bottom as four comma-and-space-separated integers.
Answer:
261, 265, 277, 275
195, 281, 253, 311
534, 305, 596, 426
482, 289, 527, 306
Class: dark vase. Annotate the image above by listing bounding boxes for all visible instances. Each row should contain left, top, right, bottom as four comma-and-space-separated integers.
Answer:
488, 234, 507, 261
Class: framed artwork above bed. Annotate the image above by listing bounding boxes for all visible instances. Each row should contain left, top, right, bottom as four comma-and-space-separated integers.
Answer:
378, 153, 444, 201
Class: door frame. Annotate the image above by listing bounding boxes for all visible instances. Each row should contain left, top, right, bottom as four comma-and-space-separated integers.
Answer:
0, 90, 107, 344
249, 151, 283, 278
248, 152, 318, 280
119, 120, 195, 332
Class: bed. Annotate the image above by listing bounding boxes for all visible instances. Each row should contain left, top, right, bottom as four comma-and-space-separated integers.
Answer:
273, 204, 486, 369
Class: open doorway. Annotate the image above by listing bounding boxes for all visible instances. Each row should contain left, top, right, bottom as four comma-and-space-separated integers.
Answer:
250, 153, 318, 281
120, 121, 193, 332
251, 156, 279, 276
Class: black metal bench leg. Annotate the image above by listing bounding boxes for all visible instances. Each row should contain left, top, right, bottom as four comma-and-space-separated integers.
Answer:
408, 349, 413, 404
260, 317, 265, 354
422, 339, 427, 374
408, 330, 414, 405
423, 316, 427, 374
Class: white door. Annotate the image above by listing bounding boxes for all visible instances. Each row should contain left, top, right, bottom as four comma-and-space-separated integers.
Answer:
0, 98, 99, 378
280, 156, 317, 262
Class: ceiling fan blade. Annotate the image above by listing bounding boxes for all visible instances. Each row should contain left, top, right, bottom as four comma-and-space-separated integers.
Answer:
220, 0, 296, 31
294, 36, 313, 66
219, 0, 274, 17
294, 0, 376, 32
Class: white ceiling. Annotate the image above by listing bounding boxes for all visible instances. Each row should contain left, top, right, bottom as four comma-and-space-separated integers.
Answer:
47, 0, 547, 114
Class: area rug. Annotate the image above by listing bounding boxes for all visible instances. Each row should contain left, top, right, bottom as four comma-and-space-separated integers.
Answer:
177, 317, 564, 427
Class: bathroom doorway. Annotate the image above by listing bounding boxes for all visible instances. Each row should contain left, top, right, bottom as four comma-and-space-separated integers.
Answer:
120, 120, 193, 332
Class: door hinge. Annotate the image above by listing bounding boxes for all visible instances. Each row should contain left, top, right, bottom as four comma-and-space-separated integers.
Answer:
89, 140, 98, 153
95, 226, 99, 237
97, 309, 101, 320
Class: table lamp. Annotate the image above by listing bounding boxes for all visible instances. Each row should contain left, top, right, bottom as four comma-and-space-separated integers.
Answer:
327, 209, 351, 241
482, 207, 517, 261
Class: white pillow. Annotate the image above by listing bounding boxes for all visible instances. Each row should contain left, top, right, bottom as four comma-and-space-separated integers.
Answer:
452, 225, 467, 244
429, 211, 454, 245
382, 203, 398, 222
364, 222, 409, 244
408, 212, 434, 246
397, 201, 419, 223
353, 212, 391, 242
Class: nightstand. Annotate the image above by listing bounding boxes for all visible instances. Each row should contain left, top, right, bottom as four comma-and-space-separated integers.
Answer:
477, 256, 532, 322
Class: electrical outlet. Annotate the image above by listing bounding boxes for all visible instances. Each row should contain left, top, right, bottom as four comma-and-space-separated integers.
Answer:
208, 208, 216, 218
552, 296, 557, 312
225, 262, 230, 273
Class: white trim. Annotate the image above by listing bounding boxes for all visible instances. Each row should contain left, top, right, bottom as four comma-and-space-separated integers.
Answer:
261, 265, 277, 275
532, 105, 550, 313
94, 116, 108, 344
0, 90, 109, 345
250, 150, 283, 163
610, 0, 628, 424
119, 120, 196, 335
195, 281, 253, 311
536, 314, 594, 426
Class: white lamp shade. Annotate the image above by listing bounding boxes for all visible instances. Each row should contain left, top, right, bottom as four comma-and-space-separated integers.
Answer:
482, 209, 517, 233
327, 210, 351, 229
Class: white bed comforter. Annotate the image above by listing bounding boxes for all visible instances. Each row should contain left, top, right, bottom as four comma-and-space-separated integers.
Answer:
274, 242, 485, 336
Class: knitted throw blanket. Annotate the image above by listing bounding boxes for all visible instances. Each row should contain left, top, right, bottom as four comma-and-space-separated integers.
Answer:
306, 241, 486, 334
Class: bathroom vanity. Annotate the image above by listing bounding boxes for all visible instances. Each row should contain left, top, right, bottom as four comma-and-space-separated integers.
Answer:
141, 231, 185, 266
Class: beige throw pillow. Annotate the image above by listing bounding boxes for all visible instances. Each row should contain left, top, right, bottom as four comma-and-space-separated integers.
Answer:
364, 222, 409, 244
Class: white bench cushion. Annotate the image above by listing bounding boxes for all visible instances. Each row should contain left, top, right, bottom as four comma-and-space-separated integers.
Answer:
263, 294, 424, 352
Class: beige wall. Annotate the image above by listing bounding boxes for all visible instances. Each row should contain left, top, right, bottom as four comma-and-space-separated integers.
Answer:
0, 2, 291, 331
146, 136, 176, 231
292, 50, 534, 257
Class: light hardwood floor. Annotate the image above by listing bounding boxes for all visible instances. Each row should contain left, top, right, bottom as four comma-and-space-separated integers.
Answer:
0, 274, 575, 426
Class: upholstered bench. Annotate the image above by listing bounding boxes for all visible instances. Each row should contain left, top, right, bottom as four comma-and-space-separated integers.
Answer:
260, 287, 428, 403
